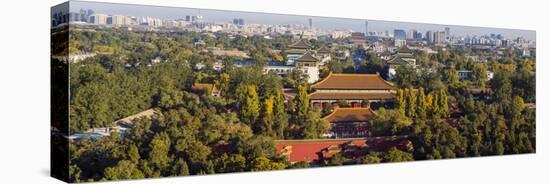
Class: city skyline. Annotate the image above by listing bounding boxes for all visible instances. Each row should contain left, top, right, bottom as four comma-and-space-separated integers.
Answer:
58, 1, 536, 41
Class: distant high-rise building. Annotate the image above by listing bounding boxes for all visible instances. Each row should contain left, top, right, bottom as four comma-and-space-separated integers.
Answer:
365, 21, 369, 36
90, 14, 108, 25
412, 30, 423, 40
434, 31, 446, 44
185, 15, 191, 22
308, 18, 313, 29
406, 30, 414, 40
79, 9, 87, 22
68, 12, 81, 22
394, 29, 406, 40
106, 16, 113, 25
87, 9, 94, 16
445, 27, 451, 39
110, 15, 130, 26
233, 18, 245, 25
426, 31, 434, 43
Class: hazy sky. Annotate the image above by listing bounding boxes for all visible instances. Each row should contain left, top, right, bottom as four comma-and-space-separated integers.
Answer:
59, 1, 535, 41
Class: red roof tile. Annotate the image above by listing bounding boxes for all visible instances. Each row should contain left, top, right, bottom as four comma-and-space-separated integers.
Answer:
274, 138, 367, 163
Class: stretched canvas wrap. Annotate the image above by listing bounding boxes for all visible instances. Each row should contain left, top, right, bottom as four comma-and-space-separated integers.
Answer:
51, 1, 536, 182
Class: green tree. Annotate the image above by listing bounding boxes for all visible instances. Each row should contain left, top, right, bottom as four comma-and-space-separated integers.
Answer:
328, 153, 344, 166
218, 154, 246, 173
103, 160, 145, 181
437, 89, 449, 118
241, 85, 260, 125
362, 152, 382, 164
302, 111, 330, 139
395, 89, 406, 116
148, 132, 172, 173
128, 143, 140, 164
416, 87, 427, 119
272, 89, 288, 139
491, 70, 513, 103
172, 158, 190, 176
405, 88, 417, 118
327, 59, 343, 73
257, 96, 274, 135
445, 67, 460, 85
251, 157, 287, 171
383, 147, 413, 162
472, 64, 488, 87
294, 84, 310, 125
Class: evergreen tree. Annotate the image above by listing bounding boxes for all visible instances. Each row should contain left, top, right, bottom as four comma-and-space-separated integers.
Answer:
383, 147, 414, 162
272, 89, 288, 139
437, 89, 449, 118
148, 132, 172, 173
241, 85, 260, 125
302, 111, 330, 139
294, 84, 310, 125
426, 93, 434, 117
395, 89, 406, 116
405, 88, 417, 118
416, 87, 427, 119
258, 96, 274, 135
104, 160, 145, 180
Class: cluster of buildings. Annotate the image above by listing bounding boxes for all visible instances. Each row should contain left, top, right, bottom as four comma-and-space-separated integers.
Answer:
51, 8, 202, 28
231, 39, 331, 83
273, 71, 409, 165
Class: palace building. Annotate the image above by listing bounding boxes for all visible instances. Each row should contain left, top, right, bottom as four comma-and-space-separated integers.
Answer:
282, 39, 333, 83
285, 39, 313, 65
386, 46, 416, 79
274, 138, 368, 164
309, 73, 397, 109
274, 137, 412, 164
322, 107, 375, 138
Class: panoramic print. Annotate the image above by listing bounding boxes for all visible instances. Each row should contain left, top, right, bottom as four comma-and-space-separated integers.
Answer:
51, 1, 536, 182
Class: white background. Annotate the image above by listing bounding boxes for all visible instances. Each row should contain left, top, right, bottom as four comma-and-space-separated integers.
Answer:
0, 0, 547, 183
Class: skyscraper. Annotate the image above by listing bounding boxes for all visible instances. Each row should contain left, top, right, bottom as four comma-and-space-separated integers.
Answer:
412, 30, 422, 40
394, 29, 406, 40
233, 18, 245, 25
434, 31, 446, 44
90, 14, 108, 25
308, 18, 313, 29
445, 27, 451, 39
426, 31, 434, 43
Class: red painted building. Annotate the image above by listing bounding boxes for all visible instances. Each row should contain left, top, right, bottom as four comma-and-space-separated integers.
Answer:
322, 107, 375, 138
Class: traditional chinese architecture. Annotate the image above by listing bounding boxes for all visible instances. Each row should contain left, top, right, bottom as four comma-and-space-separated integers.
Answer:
285, 39, 313, 64
274, 138, 367, 164
309, 73, 397, 109
386, 46, 416, 79
323, 108, 375, 138
282, 39, 332, 83
295, 51, 320, 67
274, 136, 412, 164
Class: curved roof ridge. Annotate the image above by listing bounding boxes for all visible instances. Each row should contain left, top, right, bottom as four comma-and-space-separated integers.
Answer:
311, 72, 396, 90
311, 72, 333, 88
322, 107, 374, 121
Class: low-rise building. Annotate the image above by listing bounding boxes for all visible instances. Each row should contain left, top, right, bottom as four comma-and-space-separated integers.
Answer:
323, 108, 375, 138
309, 73, 397, 109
